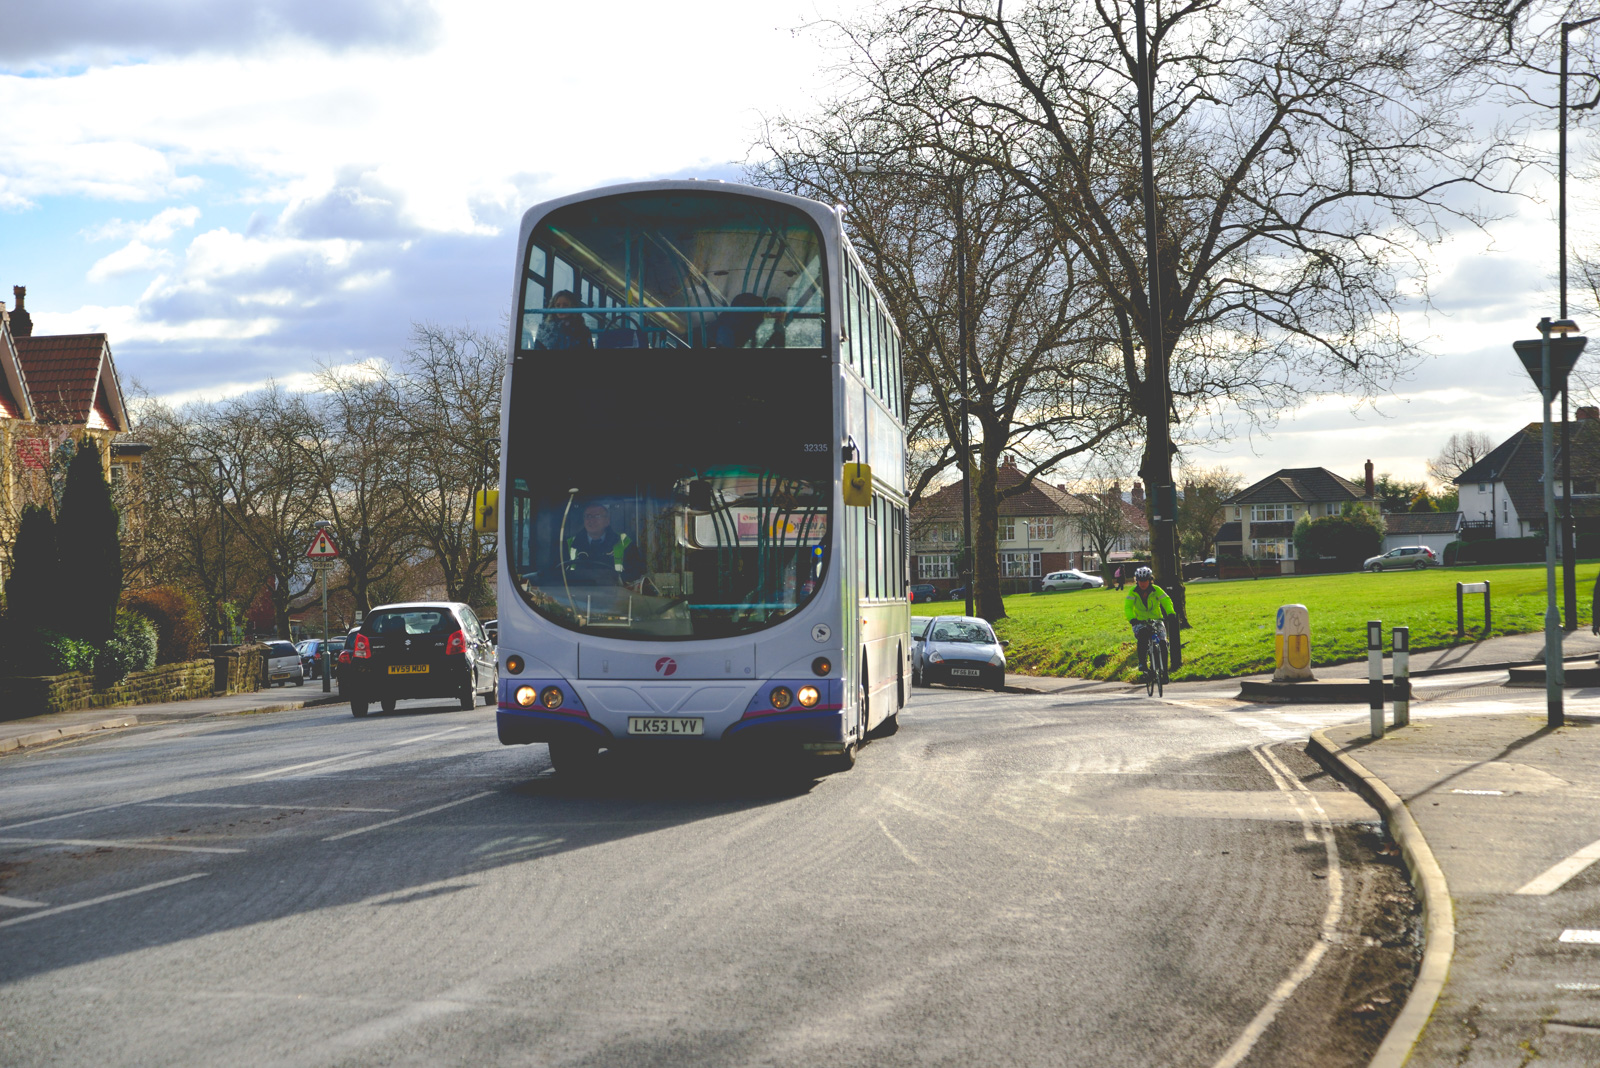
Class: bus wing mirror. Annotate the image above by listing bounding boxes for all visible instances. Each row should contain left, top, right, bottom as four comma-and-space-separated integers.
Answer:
473, 489, 499, 533
688, 478, 713, 511
842, 463, 873, 508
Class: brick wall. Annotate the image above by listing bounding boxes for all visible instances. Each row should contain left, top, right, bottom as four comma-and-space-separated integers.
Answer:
0, 659, 216, 720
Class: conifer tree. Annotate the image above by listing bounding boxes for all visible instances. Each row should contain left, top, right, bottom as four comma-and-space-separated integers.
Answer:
56, 440, 122, 645
4, 504, 60, 636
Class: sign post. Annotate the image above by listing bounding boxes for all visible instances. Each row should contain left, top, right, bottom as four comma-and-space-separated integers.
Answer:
1514, 320, 1586, 728
306, 522, 340, 693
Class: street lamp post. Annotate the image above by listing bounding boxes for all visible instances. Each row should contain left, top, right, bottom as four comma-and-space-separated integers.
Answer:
1560, 17, 1600, 630
954, 175, 974, 619
313, 519, 333, 693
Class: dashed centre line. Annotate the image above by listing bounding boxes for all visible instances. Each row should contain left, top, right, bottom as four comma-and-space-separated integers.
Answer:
0, 836, 244, 855
241, 752, 375, 779
391, 726, 471, 747
142, 802, 398, 813
0, 895, 47, 908
0, 873, 209, 930
323, 792, 495, 842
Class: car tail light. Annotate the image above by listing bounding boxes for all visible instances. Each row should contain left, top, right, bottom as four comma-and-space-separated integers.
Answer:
353, 633, 371, 659
445, 629, 466, 656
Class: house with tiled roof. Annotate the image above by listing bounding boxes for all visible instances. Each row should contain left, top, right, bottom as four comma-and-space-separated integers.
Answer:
1, 286, 141, 579
1213, 463, 1378, 565
1454, 408, 1600, 540
910, 457, 1148, 592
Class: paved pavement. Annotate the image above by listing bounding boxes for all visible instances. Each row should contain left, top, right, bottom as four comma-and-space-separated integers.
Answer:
1312, 707, 1600, 1066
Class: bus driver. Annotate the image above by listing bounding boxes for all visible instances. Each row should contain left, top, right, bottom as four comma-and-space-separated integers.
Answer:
565, 503, 644, 586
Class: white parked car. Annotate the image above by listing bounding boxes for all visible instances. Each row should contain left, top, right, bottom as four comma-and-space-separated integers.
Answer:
1041, 568, 1104, 592
264, 640, 305, 686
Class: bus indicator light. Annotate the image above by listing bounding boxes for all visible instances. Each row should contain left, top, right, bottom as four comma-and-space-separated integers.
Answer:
797, 686, 820, 708
812, 657, 831, 676
540, 686, 564, 709
515, 686, 538, 707
770, 686, 794, 710
505, 655, 525, 675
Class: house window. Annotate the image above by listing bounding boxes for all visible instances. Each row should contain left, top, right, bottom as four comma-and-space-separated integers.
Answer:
1000, 551, 1041, 577
1478, 483, 1488, 492
1251, 538, 1288, 560
1251, 504, 1290, 522
919, 554, 953, 579
1027, 517, 1055, 540
939, 523, 961, 543
998, 518, 1016, 542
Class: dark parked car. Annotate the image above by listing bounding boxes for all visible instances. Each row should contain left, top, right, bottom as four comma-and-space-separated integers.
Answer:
909, 584, 938, 604
297, 637, 345, 680
342, 601, 498, 717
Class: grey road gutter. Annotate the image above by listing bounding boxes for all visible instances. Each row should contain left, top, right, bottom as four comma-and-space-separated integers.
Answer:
1307, 728, 1454, 1068
0, 716, 140, 754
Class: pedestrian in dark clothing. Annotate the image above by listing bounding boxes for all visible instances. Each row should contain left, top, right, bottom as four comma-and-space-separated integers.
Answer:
1114, 565, 1125, 590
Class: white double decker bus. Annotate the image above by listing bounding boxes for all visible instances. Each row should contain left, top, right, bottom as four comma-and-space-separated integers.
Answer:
489, 181, 911, 775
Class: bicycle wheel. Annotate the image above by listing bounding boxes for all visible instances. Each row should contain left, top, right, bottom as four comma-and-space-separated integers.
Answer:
1144, 644, 1156, 696
1153, 641, 1166, 697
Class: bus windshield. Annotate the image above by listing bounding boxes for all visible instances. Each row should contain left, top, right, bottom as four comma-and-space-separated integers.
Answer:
504, 352, 833, 640
520, 191, 827, 352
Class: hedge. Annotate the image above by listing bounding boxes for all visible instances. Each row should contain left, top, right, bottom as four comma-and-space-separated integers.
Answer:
1452, 536, 1545, 565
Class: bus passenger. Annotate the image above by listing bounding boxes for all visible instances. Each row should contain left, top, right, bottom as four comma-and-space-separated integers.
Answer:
535, 290, 593, 350
762, 296, 788, 348
712, 293, 765, 348
565, 503, 644, 585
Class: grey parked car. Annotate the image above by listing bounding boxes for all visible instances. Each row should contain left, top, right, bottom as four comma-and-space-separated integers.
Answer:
917, 615, 1008, 691
1364, 545, 1438, 571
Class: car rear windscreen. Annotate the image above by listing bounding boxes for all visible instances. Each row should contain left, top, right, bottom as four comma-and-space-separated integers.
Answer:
365, 609, 457, 636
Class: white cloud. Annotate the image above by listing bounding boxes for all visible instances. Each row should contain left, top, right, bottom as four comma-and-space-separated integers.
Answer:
86, 239, 173, 281
155, 357, 390, 408
85, 205, 201, 242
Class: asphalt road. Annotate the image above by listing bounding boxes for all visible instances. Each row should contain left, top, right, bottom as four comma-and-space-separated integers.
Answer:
0, 684, 1420, 1068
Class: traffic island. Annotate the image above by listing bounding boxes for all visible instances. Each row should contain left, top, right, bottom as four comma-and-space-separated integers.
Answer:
1506, 662, 1600, 686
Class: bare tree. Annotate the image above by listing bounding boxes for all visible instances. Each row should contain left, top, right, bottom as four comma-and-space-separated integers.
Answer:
299, 364, 413, 615
1177, 466, 1243, 561
754, 109, 1131, 619
809, 0, 1521, 623
1427, 430, 1498, 486
394, 323, 504, 609
1073, 477, 1135, 582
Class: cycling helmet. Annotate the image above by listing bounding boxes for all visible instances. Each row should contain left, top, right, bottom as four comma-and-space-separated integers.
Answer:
1134, 566, 1154, 581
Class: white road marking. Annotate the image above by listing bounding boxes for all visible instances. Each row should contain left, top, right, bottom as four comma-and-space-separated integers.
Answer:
1519, 836, 1600, 894
0, 836, 244, 855
0, 802, 130, 832
142, 802, 398, 813
322, 791, 495, 842
1249, 744, 1317, 843
1210, 743, 1344, 1068
391, 725, 471, 746
240, 752, 374, 779
1410, 671, 1507, 688
1559, 929, 1600, 944
0, 873, 209, 930
0, 895, 47, 908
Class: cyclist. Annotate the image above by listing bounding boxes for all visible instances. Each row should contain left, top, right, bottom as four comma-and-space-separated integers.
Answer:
1124, 565, 1176, 681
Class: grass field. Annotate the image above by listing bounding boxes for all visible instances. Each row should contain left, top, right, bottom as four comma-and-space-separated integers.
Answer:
918, 561, 1600, 682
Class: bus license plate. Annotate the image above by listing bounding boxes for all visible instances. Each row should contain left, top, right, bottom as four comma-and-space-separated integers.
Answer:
388, 664, 429, 675
627, 717, 704, 736
950, 668, 981, 677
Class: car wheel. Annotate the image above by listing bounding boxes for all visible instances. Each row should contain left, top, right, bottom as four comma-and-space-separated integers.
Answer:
549, 740, 601, 777
380, 698, 396, 714
296, 675, 304, 686
1414, 561, 1427, 570
458, 678, 477, 711
350, 700, 368, 718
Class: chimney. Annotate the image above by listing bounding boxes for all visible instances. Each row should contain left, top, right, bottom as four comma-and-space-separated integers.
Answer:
1131, 481, 1145, 508
1109, 480, 1121, 505
1364, 459, 1374, 498
10, 286, 31, 337
1579, 406, 1599, 421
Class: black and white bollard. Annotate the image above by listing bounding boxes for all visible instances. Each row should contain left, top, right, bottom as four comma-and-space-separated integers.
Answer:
1393, 626, 1410, 727
1368, 620, 1384, 739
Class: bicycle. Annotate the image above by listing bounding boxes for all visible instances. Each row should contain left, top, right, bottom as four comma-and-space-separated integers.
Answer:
1135, 619, 1169, 697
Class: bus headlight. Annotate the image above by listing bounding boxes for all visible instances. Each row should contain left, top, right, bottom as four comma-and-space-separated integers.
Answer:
797, 685, 820, 708
515, 685, 538, 707
769, 686, 793, 710
540, 686, 564, 709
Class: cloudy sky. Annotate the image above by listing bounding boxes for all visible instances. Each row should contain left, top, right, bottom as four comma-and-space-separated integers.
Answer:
0, 0, 1590, 489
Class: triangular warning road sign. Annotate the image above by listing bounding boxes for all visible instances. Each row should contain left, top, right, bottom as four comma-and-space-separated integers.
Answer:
306, 528, 340, 559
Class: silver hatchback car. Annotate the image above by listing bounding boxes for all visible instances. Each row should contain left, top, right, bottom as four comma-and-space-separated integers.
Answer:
1364, 545, 1438, 571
